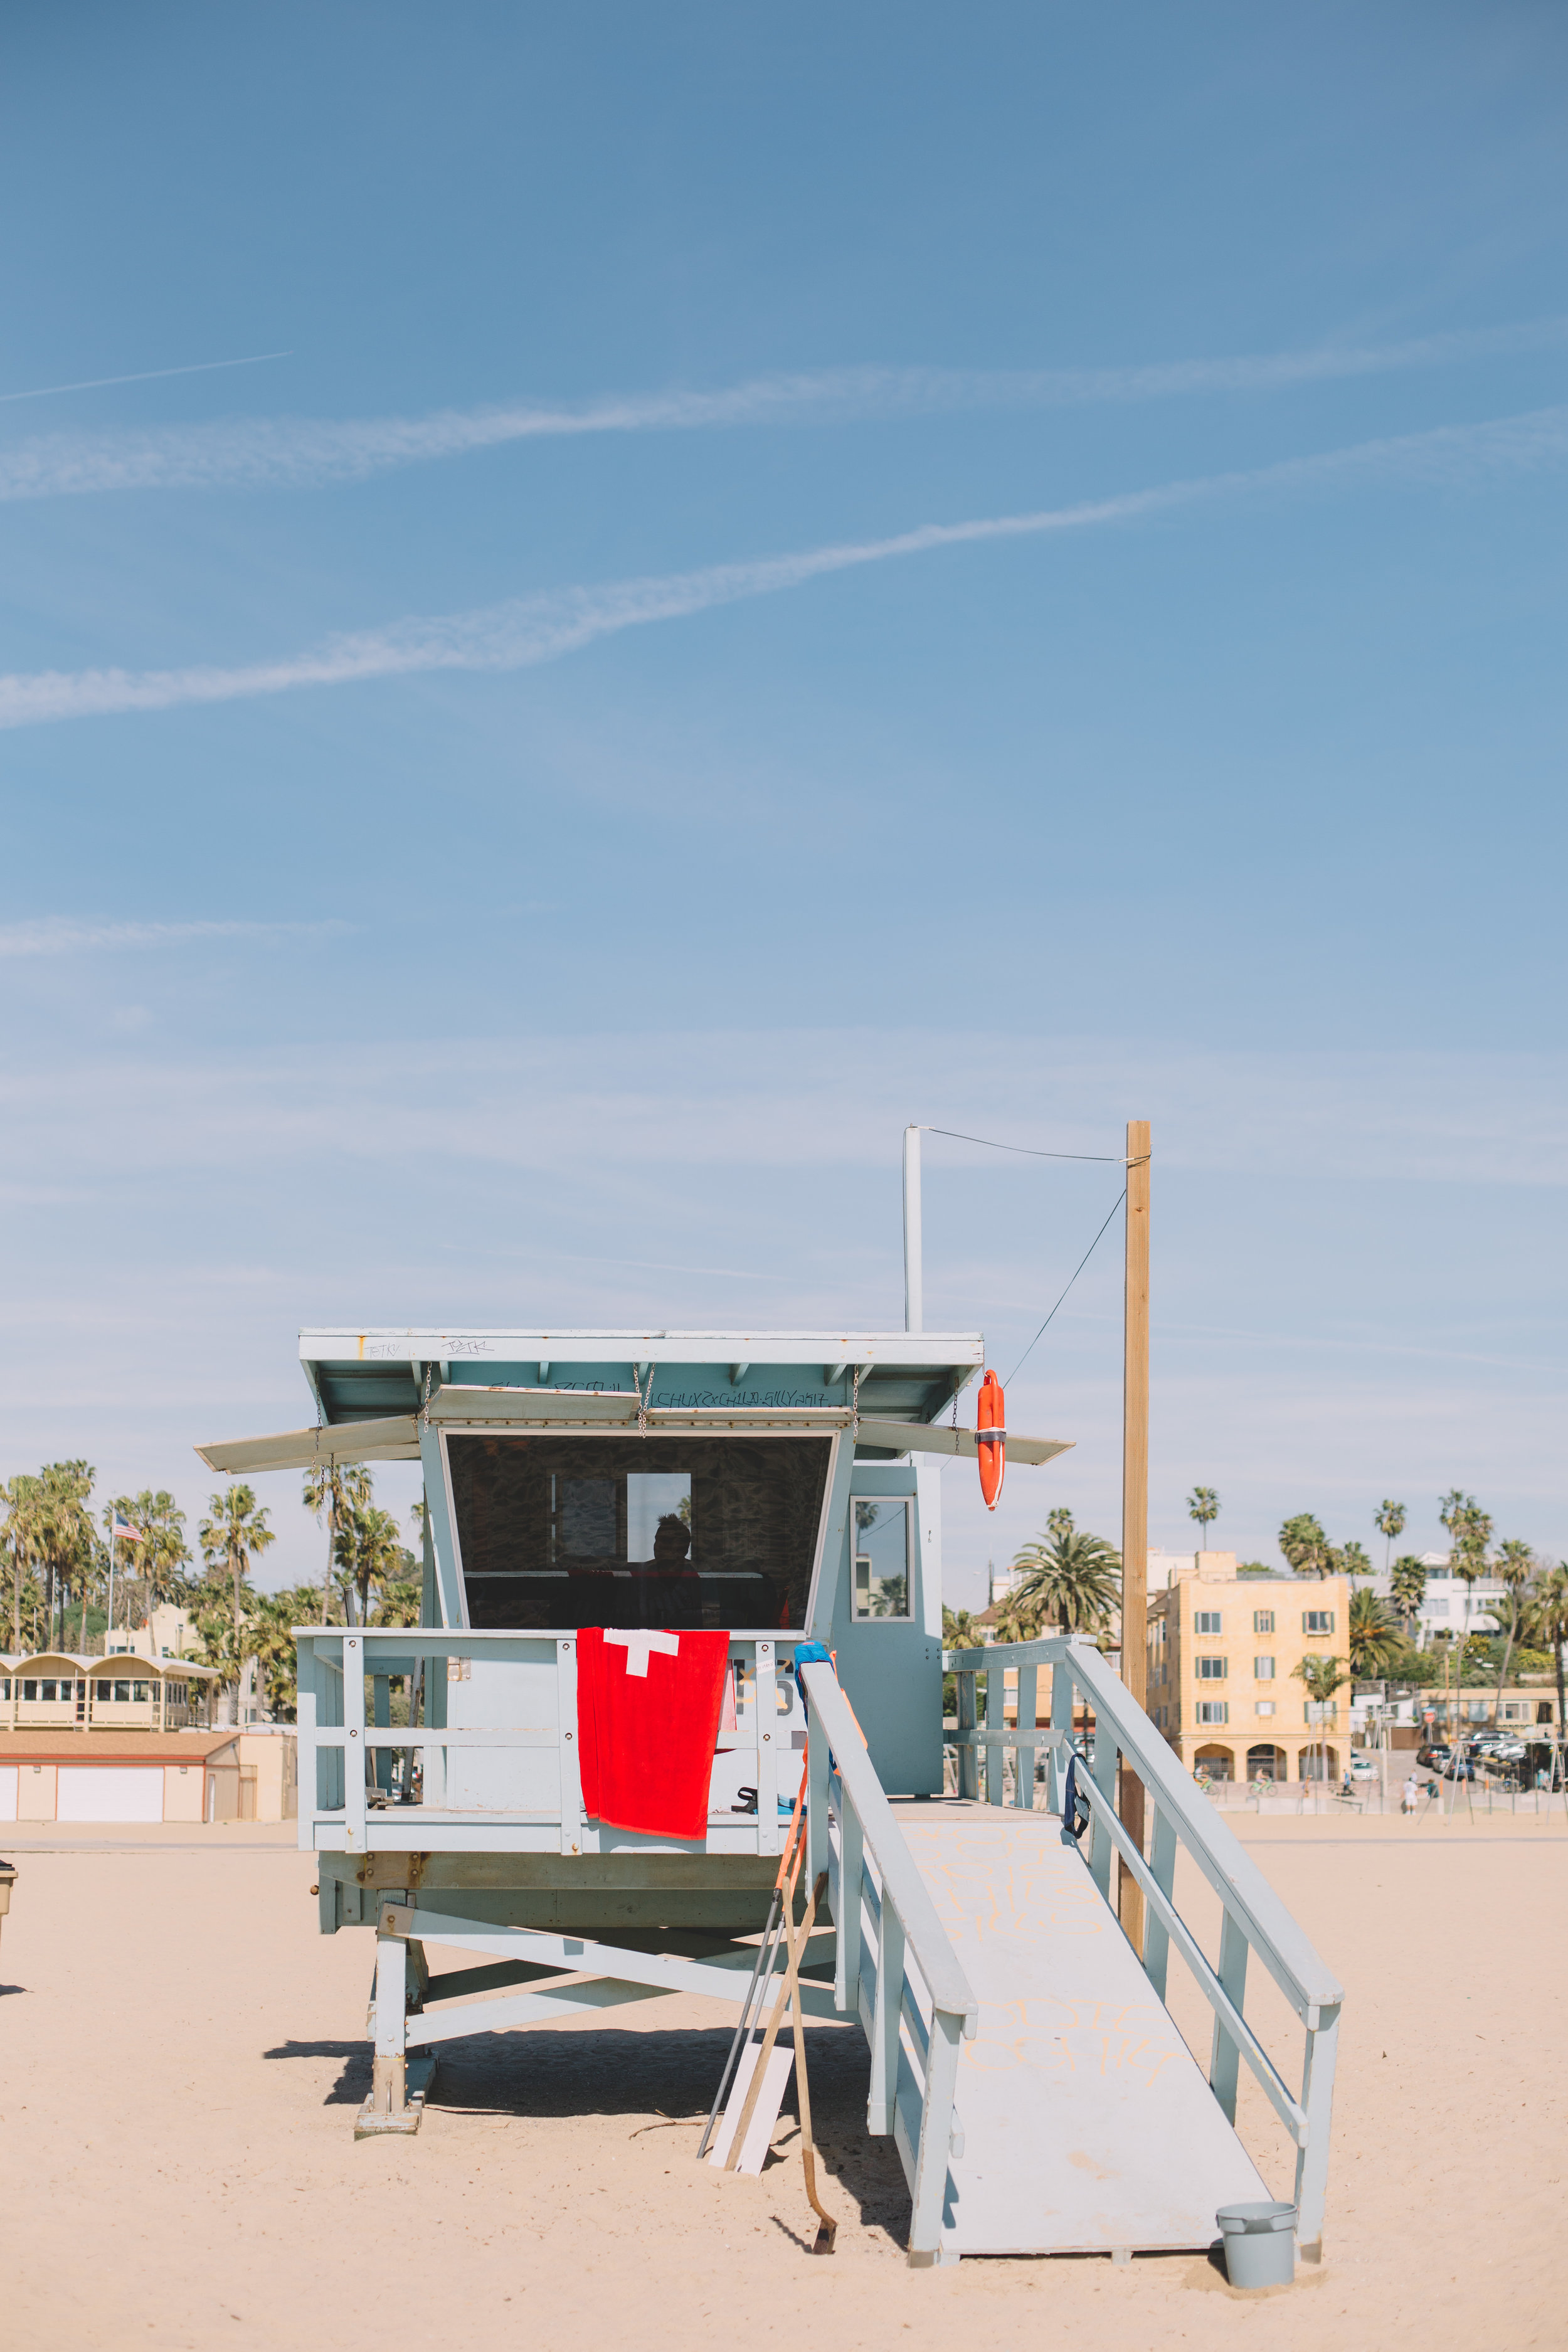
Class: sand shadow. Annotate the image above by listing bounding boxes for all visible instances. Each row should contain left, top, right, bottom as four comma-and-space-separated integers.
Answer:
0, 1983, 26, 1998
425, 2018, 913, 2242
261, 2037, 373, 2106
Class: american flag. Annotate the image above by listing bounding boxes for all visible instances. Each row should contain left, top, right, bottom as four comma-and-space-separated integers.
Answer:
112, 1509, 143, 1545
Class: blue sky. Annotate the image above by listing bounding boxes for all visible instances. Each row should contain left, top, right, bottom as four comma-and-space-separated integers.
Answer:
1, 4, 1564, 1605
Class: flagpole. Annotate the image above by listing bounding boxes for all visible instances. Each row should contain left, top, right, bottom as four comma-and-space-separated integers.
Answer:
107, 1518, 116, 1653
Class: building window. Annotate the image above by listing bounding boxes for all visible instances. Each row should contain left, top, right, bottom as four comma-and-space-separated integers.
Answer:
1254, 1656, 1276, 1679
114, 1680, 132, 1703
1194, 1611, 1222, 1635
1196, 1656, 1227, 1680
1256, 1701, 1275, 1718
132, 1681, 150, 1703
95, 1680, 112, 1701
1196, 1701, 1229, 1725
22, 1680, 37, 1701
1253, 1609, 1274, 1634
1303, 1611, 1335, 1635
1426, 1599, 1449, 1616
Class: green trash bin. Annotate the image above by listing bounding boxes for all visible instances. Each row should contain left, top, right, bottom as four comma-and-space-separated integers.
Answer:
1217, 2201, 1296, 2288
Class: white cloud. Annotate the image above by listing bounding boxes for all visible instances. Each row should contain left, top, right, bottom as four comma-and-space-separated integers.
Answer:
1, 1026, 1562, 1570
1, 316, 1563, 497
1, 1029, 1564, 1188
3, 401, 1565, 733
0, 917, 347, 956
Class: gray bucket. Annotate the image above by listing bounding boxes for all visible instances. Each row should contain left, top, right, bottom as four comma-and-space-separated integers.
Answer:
1216, 2201, 1297, 2289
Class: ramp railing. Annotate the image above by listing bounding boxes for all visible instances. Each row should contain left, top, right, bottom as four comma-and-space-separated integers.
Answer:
797, 1661, 978, 2267
945, 1633, 1343, 2260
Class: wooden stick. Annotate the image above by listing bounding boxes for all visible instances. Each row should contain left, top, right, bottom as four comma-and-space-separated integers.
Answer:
721, 1780, 810, 2172
785, 1869, 837, 2252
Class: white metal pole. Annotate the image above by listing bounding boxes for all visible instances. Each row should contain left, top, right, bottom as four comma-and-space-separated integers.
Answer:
903, 1124, 923, 1333
106, 1523, 115, 1654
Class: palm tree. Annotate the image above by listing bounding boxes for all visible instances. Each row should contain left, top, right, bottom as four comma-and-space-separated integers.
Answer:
101, 1489, 193, 1642
2, 1474, 44, 1655
1347, 1587, 1402, 1678
1523, 1568, 1568, 1781
333, 1504, 406, 1627
1046, 1507, 1075, 1542
105, 1491, 193, 1632
1375, 1500, 1406, 1572
941, 1605, 979, 1651
1187, 1486, 1219, 1551
1291, 1651, 1350, 1783
302, 1461, 373, 1623
1279, 1512, 1332, 1579
33, 1462, 97, 1650
1490, 1539, 1535, 1725
1340, 1540, 1374, 1584
1009, 1526, 1121, 1636
246, 1585, 323, 1719
198, 1484, 277, 1690
373, 1576, 423, 1629
992, 1591, 1045, 1647
1390, 1554, 1428, 1639
1439, 1490, 1493, 1651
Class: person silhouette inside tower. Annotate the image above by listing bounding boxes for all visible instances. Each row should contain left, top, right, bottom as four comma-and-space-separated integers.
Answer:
652, 1513, 692, 1567
646, 1510, 700, 1628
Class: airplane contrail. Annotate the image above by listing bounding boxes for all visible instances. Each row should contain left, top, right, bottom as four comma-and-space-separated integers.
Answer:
0, 351, 293, 406
0, 317, 1562, 497
0, 401, 1562, 732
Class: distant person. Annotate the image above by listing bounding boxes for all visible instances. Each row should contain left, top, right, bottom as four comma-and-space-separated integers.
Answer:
1402, 1774, 1419, 1814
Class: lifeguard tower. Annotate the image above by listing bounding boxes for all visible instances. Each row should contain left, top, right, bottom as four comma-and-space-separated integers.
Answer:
201, 1322, 1342, 2267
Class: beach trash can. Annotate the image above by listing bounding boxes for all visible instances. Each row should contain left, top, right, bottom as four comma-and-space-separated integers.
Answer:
1216, 2201, 1296, 2288
0, 1860, 14, 1952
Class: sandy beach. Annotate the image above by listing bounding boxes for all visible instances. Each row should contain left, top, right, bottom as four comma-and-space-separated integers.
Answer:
1, 1810, 1562, 2351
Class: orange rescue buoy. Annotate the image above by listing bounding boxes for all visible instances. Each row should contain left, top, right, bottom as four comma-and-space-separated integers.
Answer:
976, 1369, 1005, 1510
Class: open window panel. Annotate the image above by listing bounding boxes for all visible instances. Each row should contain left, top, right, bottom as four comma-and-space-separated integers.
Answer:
443, 1431, 835, 1630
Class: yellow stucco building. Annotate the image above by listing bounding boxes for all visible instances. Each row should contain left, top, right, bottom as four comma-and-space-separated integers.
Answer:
1146, 1552, 1355, 1783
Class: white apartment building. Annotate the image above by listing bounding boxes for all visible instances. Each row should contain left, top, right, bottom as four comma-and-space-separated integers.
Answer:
1362, 1552, 1503, 1648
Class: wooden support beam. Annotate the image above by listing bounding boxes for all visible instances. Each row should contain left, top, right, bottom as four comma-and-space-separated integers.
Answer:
1119, 1119, 1150, 1949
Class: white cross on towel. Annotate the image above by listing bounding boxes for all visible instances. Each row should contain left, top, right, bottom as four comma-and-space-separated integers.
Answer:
603, 1628, 681, 1678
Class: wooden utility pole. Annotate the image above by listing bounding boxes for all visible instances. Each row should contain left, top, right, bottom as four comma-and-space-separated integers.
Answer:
1118, 1120, 1151, 1946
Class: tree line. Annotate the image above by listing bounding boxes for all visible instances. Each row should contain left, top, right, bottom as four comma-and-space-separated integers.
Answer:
940, 1487, 1568, 1743
1, 1459, 424, 1717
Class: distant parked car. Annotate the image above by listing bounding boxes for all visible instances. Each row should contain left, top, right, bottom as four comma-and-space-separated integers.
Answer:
1417, 1744, 1451, 1767
1439, 1756, 1476, 1781
1347, 1755, 1377, 1780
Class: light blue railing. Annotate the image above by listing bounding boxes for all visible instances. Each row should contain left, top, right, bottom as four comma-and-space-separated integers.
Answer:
944, 1633, 1343, 2260
797, 1661, 977, 2267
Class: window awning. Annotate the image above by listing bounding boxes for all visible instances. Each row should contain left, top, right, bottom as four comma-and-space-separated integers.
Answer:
198, 1387, 1072, 1474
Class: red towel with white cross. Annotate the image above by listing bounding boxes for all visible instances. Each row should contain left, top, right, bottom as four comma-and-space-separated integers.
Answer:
575, 1626, 731, 1840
